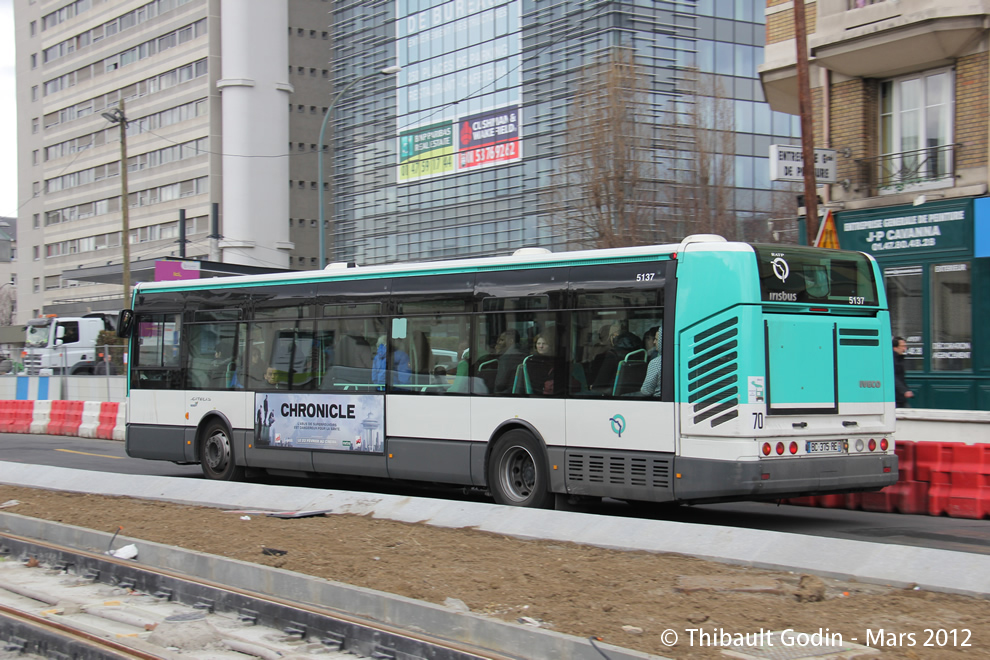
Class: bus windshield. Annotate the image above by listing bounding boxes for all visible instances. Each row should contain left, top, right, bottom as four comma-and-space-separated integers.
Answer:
752, 245, 878, 306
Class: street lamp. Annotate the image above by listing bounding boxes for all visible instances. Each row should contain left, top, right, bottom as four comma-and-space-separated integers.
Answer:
101, 101, 132, 306
317, 65, 401, 269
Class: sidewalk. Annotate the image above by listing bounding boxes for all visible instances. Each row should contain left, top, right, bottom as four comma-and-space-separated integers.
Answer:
0, 461, 987, 599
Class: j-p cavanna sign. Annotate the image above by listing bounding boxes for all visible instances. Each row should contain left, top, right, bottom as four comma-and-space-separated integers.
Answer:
253, 393, 384, 453
837, 198, 973, 256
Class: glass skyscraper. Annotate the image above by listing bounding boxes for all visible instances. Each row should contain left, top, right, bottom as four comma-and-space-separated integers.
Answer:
329, 0, 801, 265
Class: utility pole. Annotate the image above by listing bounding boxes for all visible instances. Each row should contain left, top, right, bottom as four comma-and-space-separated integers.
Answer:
793, 0, 818, 244
102, 101, 132, 305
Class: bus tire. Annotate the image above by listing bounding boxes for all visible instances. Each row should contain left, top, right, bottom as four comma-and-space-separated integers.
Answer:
487, 429, 552, 508
199, 419, 244, 481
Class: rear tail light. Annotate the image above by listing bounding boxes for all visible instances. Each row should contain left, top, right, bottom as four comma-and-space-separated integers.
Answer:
776, 442, 785, 455
789, 441, 798, 454
880, 438, 889, 451
762, 443, 772, 456
868, 438, 877, 452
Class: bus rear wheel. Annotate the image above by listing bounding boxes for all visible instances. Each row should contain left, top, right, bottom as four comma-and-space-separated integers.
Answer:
200, 419, 244, 481
488, 430, 552, 508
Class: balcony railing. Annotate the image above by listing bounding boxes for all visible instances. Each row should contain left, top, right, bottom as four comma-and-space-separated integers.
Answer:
854, 144, 957, 197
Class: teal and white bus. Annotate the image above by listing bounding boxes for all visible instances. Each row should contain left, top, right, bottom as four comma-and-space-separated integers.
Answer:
117, 236, 898, 508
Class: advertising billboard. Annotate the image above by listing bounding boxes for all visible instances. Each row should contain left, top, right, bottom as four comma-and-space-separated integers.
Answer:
253, 393, 384, 453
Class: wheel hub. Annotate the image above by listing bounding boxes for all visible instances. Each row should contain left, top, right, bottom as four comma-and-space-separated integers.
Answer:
205, 431, 229, 470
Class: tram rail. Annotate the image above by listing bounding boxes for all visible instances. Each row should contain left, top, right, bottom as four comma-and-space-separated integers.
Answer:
0, 532, 517, 660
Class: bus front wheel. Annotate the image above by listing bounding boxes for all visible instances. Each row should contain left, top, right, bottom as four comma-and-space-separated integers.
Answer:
488, 430, 552, 508
199, 419, 244, 481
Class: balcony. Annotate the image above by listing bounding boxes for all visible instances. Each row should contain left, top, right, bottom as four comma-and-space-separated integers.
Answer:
813, 2, 988, 80
759, 0, 989, 115
852, 144, 957, 197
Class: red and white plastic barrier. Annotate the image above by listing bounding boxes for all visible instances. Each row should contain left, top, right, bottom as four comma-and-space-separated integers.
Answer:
0, 399, 126, 441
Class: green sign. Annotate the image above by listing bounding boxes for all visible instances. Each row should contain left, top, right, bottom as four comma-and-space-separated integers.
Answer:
836, 198, 973, 257
398, 121, 454, 181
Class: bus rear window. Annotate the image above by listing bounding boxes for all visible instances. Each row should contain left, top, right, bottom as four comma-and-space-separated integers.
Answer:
752, 245, 878, 306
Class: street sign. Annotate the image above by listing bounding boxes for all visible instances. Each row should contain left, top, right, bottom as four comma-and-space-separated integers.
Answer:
769, 145, 837, 184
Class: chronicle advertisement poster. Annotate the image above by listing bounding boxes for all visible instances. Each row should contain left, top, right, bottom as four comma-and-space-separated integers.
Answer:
253, 393, 384, 453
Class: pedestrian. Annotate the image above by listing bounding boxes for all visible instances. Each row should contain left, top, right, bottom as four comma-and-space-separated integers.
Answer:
893, 336, 913, 407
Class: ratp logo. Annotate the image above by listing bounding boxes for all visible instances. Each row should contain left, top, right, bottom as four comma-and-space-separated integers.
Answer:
771, 257, 790, 283
609, 414, 626, 438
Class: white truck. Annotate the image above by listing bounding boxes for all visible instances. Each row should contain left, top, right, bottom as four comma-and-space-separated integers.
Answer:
23, 313, 118, 375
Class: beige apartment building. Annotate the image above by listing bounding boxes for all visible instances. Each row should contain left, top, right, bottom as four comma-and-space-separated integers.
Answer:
759, 0, 990, 409
12, 0, 336, 322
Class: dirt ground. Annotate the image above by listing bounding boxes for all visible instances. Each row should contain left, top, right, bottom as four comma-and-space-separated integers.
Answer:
0, 485, 985, 659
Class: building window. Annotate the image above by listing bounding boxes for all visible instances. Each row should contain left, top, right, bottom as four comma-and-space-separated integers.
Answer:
30, 53, 37, 69
31, 86, 38, 101
884, 266, 923, 371
33, 214, 40, 229
879, 69, 954, 193
33, 278, 40, 294
33, 246, 40, 261
930, 262, 971, 371
32, 118, 39, 134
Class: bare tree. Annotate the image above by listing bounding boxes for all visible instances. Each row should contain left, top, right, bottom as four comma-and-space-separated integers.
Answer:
658, 70, 738, 240
546, 48, 661, 250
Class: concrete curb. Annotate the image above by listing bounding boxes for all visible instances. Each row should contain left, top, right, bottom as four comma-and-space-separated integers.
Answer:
0, 462, 987, 599
0, 511, 665, 660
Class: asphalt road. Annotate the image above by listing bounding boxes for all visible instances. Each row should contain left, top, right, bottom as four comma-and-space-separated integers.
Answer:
1, 432, 988, 556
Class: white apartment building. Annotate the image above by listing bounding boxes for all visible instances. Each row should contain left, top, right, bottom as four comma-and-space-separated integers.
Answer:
12, 0, 339, 322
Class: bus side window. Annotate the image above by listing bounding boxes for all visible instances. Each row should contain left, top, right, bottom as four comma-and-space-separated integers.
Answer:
389, 314, 469, 394
255, 320, 317, 391
131, 313, 182, 390
318, 317, 383, 391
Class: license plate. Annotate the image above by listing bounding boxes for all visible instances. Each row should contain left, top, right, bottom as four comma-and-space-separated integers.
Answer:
806, 440, 846, 454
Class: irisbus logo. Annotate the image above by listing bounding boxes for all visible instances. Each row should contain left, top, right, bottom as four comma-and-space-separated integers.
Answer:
859, 380, 882, 389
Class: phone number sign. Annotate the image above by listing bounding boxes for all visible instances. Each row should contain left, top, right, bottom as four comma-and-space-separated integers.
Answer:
399, 105, 521, 181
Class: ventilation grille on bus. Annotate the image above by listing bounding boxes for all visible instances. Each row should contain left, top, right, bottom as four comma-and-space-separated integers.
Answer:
566, 453, 671, 489
838, 327, 880, 346
688, 316, 739, 428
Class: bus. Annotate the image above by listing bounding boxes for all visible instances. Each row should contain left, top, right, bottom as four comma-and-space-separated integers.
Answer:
117, 235, 898, 508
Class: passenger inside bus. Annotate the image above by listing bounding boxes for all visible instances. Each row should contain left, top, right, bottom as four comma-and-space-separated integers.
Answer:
494, 329, 526, 393
591, 330, 642, 391
372, 335, 412, 386
642, 326, 660, 360
525, 333, 556, 395
640, 326, 663, 397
